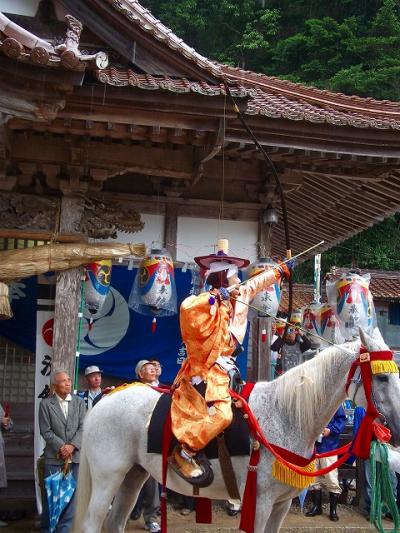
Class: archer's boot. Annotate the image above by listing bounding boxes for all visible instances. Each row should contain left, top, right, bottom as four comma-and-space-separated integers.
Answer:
305, 490, 322, 517
329, 492, 339, 521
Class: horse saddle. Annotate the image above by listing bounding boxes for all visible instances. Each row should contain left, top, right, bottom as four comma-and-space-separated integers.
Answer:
147, 392, 250, 459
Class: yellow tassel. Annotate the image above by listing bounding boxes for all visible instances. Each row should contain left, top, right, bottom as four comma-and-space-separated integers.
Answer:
272, 459, 315, 489
107, 382, 146, 396
371, 360, 398, 375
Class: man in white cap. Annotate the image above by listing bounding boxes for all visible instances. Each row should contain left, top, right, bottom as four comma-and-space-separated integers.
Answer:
135, 360, 159, 386
78, 365, 103, 410
130, 359, 161, 533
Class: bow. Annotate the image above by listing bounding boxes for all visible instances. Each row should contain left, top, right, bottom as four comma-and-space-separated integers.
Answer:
224, 83, 293, 358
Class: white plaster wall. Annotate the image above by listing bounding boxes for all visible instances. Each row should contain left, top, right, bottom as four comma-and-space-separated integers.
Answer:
0, 0, 40, 15
0, 0, 67, 19
376, 303, 400, 351
176, 217, 258, 264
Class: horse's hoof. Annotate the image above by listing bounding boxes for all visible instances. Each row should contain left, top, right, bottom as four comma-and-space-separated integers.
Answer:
227, 509, 240, 517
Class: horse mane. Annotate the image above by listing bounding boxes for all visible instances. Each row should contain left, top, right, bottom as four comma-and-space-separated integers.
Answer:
272, 345, 351, 436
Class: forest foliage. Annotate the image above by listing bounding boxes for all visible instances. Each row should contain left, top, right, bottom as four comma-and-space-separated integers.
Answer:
141, 0, 400, 279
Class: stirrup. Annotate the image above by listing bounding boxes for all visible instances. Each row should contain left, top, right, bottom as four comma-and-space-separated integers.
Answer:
168, 447, 214, 488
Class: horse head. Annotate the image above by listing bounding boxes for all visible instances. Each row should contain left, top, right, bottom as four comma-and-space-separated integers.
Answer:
358, 328, 400, 447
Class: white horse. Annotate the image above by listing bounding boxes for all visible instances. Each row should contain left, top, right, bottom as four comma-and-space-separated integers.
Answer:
73, 329, 400, 533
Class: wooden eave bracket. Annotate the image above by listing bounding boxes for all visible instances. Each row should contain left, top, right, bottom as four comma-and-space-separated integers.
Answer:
0, 12, 108, 72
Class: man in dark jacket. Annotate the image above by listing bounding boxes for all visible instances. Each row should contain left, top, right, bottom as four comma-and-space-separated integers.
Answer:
271, 325, 312, 376
78, 365, 103, 410
306, 406, 347, 521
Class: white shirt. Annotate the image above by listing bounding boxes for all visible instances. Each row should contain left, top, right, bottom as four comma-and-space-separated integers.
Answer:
87, 389, 101, 410
55, 393, 72, 419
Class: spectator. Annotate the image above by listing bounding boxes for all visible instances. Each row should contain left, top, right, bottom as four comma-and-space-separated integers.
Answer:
130, 360, 161, 533
0, 403, 13, 528
306, 406, 347, 521
39, 370, 85, 533
179, 495, 195, 516
271, 326, 312, 375
78, 366, 103, 410
148, 359, 165, 387
135, 360, 158, 387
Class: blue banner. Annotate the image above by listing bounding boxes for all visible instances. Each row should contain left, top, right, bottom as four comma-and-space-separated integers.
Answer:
0, 266, 249, 384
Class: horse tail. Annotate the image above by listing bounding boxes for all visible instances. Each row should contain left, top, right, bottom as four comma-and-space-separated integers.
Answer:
72, 441, 91, 533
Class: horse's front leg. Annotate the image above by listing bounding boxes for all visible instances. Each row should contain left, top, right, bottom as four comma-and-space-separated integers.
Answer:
105, 465, 149, 533
264, 498, 292, 533
254, 489, 274, 533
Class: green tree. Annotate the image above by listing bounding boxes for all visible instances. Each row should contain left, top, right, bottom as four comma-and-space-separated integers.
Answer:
143, 0, 280, 69
294, 215, 400, 283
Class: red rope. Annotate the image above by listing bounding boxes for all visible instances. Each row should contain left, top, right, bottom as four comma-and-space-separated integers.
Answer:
231, 389, 352, 476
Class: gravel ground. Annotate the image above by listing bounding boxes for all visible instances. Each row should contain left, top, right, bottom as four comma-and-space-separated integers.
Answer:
4, 503, 386, 532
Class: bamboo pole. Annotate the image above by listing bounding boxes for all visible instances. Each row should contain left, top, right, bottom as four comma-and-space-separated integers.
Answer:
0, 229, 88, 242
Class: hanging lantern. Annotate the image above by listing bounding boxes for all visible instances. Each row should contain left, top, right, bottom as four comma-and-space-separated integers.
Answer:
275, 317, 287, 337
326, 271, 375, 340
303, 301, 323, 349
84, 260, 112, 317
289, 308, 303, 327
128, 248, 177, 330
320, 303, 344, 346
246, 257, 282, 319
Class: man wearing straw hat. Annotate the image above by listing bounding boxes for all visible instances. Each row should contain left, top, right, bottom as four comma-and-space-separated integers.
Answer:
168, 239, 293, 486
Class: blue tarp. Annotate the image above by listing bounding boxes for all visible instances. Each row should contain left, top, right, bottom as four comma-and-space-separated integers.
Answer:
0, 266, 248, 384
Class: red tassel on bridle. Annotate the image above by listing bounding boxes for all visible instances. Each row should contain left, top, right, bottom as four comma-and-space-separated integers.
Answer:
152, 317, 157, 333
239, 445, 260, 533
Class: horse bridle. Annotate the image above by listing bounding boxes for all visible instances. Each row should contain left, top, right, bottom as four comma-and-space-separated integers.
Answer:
345, 348, 397, 420
347, 367, 362, 405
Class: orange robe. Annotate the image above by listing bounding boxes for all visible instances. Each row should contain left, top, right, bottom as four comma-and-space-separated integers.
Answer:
171, 267, 281, 451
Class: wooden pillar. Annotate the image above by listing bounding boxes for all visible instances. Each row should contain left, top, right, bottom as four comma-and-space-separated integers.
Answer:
52, 196, 85, 379
251, 213, 274, 381
164, 203, 178, 259
256, 316, 272, 381
258, 214, 273, 258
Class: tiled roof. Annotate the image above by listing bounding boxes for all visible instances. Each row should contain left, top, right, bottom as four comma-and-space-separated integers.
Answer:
107, 0, 222, 78
95, 67, 248, 97
245, 86, 400, 129
222, 66, 400, 120
96, 66, 400, 130
280, 284, 315, 312
279, 270, 400, 313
